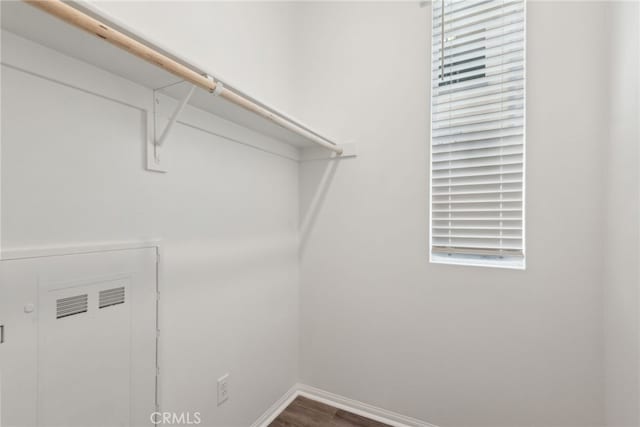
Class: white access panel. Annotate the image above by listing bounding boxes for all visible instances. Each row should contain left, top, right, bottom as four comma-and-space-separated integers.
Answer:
0, 258, 38, 427
0, 247, 157, 427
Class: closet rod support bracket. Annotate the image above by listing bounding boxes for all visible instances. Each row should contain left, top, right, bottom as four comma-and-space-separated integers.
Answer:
147, 83, 197, 172
155, 83, 196, 147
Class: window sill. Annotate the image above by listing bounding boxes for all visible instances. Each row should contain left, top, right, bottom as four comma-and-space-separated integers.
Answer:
430, 253, 526, 270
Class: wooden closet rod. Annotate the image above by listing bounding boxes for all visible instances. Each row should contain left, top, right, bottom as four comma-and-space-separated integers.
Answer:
25, 0, 343, 155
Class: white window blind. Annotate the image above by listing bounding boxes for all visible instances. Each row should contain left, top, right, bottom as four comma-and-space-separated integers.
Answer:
430, 0, 525, 267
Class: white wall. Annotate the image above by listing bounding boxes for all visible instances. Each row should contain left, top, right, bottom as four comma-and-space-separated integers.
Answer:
296, 2, 609, 426
90, 1, 298, 115
604, 2, 640, 426
1, 9, 299, 425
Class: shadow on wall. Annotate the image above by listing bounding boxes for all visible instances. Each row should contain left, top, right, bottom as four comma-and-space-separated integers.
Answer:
299, 158, 341, 256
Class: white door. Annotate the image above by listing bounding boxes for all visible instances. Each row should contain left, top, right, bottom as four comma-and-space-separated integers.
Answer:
0, 247, 157, 427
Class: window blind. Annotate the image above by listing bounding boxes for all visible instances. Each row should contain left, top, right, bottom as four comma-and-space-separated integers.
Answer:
430, 0, 525, 263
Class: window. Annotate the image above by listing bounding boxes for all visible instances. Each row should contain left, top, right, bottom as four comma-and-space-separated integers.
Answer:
430, 0, 526, 269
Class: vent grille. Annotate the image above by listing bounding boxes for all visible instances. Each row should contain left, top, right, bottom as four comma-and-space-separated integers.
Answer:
56, 294, 88, 319
99, 287, 125, 309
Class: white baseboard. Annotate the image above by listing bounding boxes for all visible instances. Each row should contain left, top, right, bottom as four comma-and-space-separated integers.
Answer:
252, 383, 438, 427
250, 385, 299, 427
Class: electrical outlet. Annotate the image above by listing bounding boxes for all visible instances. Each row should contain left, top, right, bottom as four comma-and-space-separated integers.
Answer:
217, 374, 229, 406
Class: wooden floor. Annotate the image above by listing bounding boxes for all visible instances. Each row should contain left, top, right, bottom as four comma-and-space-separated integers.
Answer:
269, 396, 392, 427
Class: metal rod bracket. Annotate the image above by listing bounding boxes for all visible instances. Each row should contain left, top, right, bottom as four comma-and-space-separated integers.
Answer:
212, 79, 224, 97
147, 83, 196, 172
155, 84, 196, 147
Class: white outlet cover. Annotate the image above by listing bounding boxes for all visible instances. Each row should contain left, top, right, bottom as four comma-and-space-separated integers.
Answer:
217, 374, 229, 406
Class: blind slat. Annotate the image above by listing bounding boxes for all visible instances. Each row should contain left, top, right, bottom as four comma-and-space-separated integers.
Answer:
433, 120, 524, 139
433, 166, 523, 180
432, 38, 524, 69
433, 0, 521, 22
433, 145, 523, 162
434, 0, 516, 22
432, 48, 524, 76
432, 156, 523, 171
432, 20, 525, 56
432, 178, 522, 188
433, 98, 523, 121
433, 198, 523, 204
433, 125, 523, 145
432, 208, 522, 213
433, 189, 522, 197
433, 80, 524, 106
433, 234, 522, 240
433, 109, 524, 130
433, 219, 522, 223
432, 246, 524, 256
433, 69, 524, 96
433, 238, 523, 246
433, 226, 522, 230
433, 89, 524, 114
432, 135, 522, 153
432, 0, 494, 20
433, 5, 524, 38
